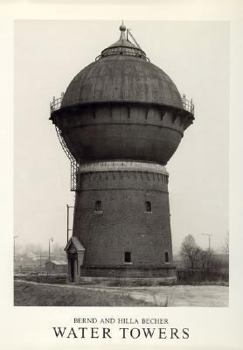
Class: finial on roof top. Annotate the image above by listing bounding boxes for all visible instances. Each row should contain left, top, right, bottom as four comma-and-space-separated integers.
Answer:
119, 20, 126, 32
97, 21, 148, 61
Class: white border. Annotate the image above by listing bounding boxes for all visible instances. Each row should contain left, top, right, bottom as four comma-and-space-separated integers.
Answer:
1, 1, 243, 349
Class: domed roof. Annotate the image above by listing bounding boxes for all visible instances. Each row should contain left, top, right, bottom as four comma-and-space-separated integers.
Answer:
61, 24, 183, 110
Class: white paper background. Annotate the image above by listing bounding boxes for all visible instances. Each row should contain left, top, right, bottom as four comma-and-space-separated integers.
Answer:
0, 1, 243, 349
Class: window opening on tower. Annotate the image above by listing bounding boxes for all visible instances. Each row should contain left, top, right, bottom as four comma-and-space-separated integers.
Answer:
145, 201, 152, 212
165, 251, 169, 263
124, 251, 132, 263
95, 200, 102, 212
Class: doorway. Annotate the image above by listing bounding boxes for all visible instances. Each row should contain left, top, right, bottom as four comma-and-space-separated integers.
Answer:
70, 258, 75, 282
69, 256, 77, 282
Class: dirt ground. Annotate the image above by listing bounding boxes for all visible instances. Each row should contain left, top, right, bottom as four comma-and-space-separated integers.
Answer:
14, 280, 228, 307
120, 285, 229, 306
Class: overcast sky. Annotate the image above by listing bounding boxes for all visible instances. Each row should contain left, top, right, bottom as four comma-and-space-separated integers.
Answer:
14, 20, 229, 254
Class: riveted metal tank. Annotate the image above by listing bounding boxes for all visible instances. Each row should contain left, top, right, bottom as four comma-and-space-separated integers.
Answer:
50, 25, 194, 165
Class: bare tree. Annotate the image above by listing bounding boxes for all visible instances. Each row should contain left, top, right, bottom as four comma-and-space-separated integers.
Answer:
179, 235, 228, 282
198, 248, 216, 269
180, 234, 202, 269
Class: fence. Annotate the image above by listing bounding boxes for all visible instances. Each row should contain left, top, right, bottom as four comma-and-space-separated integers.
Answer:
181, 95, 195, 114
50, 94, 64, 112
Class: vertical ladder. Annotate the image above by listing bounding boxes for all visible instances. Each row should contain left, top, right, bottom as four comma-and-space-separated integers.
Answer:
55, 126, 79, 191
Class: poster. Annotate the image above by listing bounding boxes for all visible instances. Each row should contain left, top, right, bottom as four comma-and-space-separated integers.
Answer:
0, 0, 243, 349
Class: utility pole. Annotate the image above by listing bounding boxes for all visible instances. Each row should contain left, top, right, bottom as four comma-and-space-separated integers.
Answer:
66, 204, 69, 244
66, 204, 74, 243
48, 238, 54, 261
39, 250, 42, 271
14, 235, 18, 262
201, 233, 212, 250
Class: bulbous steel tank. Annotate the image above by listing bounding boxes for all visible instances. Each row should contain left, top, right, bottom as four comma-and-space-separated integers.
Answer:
51, 25, 194, 165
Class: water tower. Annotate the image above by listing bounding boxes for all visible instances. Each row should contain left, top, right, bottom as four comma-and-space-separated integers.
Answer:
50, 23, 194, 282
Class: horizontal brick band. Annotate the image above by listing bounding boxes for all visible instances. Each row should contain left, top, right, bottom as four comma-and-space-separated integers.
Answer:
79, 161, 168, 175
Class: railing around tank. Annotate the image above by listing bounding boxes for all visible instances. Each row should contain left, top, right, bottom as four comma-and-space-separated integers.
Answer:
181, 94, 194, 114
50, 94, 64, 113
50, 93, 194, 115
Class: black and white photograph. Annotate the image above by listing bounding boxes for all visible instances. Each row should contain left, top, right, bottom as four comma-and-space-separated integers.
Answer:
14, 20, 228, 307
1, 1, 243, 349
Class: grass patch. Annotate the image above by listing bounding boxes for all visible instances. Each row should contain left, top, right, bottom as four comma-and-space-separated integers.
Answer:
14, 281, 153, 306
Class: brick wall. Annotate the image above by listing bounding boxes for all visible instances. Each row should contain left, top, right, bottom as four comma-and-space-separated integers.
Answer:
73, 168, 174, 277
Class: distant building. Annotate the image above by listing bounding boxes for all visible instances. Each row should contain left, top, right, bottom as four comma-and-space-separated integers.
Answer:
45, 260, 67, 274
